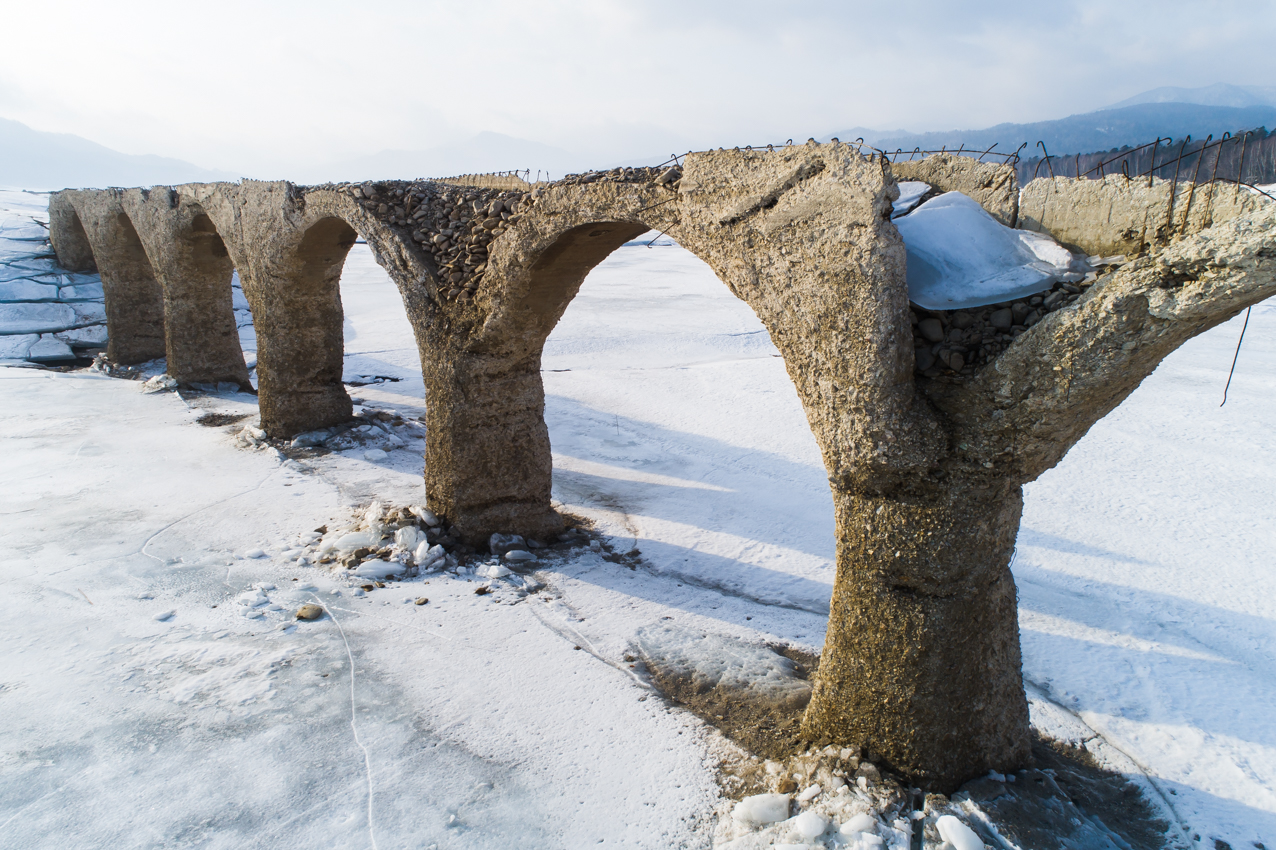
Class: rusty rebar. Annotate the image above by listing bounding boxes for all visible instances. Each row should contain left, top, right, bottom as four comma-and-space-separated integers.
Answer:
1179, 134, 1211, 233
1166, 136, 1190, 225
1220, 306, 1252, 406
1235, 131, 1252, 199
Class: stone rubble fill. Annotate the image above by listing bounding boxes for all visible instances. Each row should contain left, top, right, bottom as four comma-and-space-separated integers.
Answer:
333, 165, 673, 306
910, 257, 1126, 378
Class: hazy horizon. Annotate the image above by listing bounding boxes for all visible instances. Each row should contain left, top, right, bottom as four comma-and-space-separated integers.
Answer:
3, 0, 1274, 180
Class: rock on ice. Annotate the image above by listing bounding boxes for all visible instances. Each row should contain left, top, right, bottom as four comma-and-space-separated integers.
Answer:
503, 549, 536, 562
731, 793, 791, 826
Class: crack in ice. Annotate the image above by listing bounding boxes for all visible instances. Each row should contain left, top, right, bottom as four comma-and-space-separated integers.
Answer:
312, 595, 379, 850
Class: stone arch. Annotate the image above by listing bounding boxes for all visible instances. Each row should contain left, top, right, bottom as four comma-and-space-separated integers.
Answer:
53, 191, 166, 365
47, 194, 97, 273
120, 188, 252, 389
429, 145, 918, 541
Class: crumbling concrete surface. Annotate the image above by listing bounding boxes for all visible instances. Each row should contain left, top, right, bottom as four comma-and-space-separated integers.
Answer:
45, 147, 1276, 791
1018, 174, 1266, 256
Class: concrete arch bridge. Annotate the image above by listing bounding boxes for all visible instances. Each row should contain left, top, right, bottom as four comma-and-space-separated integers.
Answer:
47, 142, 1276, 789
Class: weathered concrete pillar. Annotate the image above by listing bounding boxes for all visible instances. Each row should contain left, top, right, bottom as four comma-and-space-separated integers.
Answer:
122, 188, 251, 389
59, 190, 166, 364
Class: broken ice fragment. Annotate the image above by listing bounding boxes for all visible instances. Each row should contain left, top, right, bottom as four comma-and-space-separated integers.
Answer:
394, 526, 425, 552
731, 793, 790, 826
791, 810, 829, 841
891, 181, 931, 218
935, 815, 983, 850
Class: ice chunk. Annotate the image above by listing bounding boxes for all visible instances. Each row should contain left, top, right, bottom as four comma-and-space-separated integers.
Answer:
244, 548, 267, 559
479, 562, 512, 579
71, 302, 107, 325
142, 374, 178, 392
332, 531, 379, 553
353, 560, 401, 579
26, 335, 73, 362
290, 430, 329, 448
54, 325, 108, 347
0, 280, 59, 301
635, 626, 812, 710
791, 810, 828, 841
894, 192, 1075, 310
796, 783, 821, 803
153, 610, 176, 622
394, 526, 425, 551
503, 549, 536, 562
840, 813, 877, 835
891, 181, 931, 218
363, 448, 388, 461
0, 302, 76, 334
731, 793, 790, 826
415, 542, 445, 569
58, 283, 104, 302
935, 815, 984, 850
410, 505, 441, 526
0, 333, 37, 359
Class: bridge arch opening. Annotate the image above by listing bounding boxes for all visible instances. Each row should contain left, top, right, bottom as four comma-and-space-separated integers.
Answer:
251, 211, 426, 469
535, 224, 837, 615
48, 205, 97, 273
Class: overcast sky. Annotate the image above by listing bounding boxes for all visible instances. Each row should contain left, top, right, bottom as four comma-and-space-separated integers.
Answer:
2, 0, 1274, 176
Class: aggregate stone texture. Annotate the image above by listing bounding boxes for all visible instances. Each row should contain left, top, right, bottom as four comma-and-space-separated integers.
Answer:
46, 146, 1276, 790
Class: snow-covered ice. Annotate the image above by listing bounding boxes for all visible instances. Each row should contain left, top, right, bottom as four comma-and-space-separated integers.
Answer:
1, 188, 1274, 848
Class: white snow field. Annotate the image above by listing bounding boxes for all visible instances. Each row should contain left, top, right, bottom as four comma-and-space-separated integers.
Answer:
1, 192, 1274, 848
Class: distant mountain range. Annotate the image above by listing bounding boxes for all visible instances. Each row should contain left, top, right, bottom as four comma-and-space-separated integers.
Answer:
825, 85, 1276, 158
0, 118, 238, 190
1106, 83, 1276, 110
8, 83, 1276, 190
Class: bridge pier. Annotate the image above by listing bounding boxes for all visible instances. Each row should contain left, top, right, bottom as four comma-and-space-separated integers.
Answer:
121, 188, 252, 389
53, 191, 166, 365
